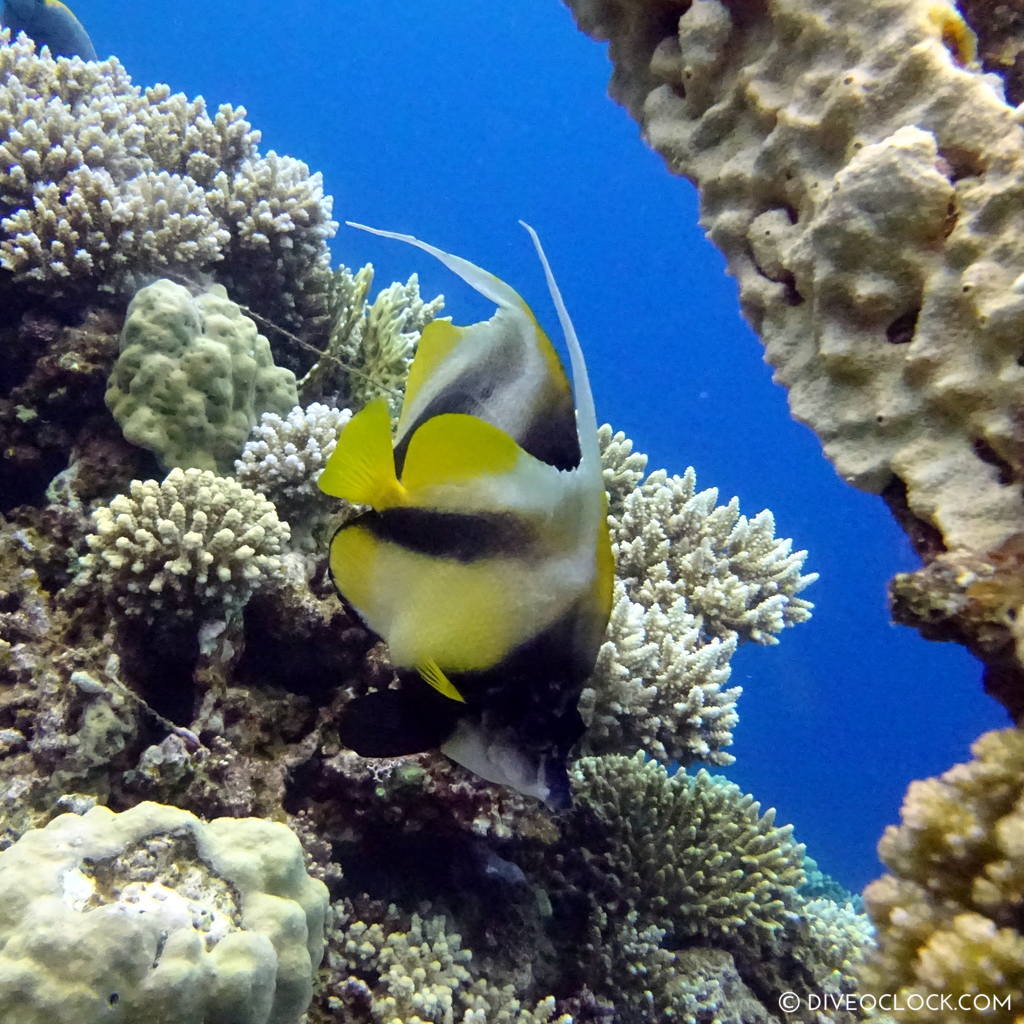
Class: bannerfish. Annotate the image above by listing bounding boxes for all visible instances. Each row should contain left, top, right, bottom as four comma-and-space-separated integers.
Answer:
318, 221, 614, 809
2, 0, 97, 60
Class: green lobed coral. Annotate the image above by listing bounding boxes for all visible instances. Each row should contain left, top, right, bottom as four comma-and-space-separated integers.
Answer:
107, 279, 298, 473
0, 802, 329, 1024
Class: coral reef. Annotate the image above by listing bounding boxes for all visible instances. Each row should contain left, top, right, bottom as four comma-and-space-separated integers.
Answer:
107, 279, 298, 472
0, 802, 328, 1024
235, 403, 353, 536
298, 263, 445, 413
583, 427, 816, 763
81, 468, 293, 623
862, 726, 1024, 1021
561, 0, 1024, 713
0, 29, 335, 344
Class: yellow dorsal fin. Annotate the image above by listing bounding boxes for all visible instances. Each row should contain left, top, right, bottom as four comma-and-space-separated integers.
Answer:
418, 657, 466, 703
401, 413, 522, 493
401, 319, 464, 422
318, 397, 406, 508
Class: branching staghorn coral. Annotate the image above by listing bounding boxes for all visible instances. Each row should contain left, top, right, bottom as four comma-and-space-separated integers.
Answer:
582, 427, 816, 764
861, 727, 1024, 1022
319, 900, 570, 1024
561, 0, 1024, 711
299, 263, 445, 414
81, 468, 292, 623
0, 29, 335, 341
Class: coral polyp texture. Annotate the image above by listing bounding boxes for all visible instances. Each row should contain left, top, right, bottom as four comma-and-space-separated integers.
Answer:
81, 467, 292, 622
235, 402, 353, 530
861, 727, 1024, 1021
562, 0, 1024, 709
583, 426, 816, 764
107, 279, 299, 472
0, 802, 329, 1024
0, 28, 336, 340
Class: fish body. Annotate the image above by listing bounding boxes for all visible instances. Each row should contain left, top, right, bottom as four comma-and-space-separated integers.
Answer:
2, 0, 97, 59
319, 222, 613, 808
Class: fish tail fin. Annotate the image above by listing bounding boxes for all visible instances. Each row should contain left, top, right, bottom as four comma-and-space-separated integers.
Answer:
518, 221, 601, 480
318, 397, 406, 508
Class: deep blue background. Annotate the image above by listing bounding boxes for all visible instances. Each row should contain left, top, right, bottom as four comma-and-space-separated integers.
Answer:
60, 0, 1006, 889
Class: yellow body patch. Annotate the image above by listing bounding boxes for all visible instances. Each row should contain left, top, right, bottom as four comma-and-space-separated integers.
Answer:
328, 524, 380, 615
401, 320, 464, 419
318, 398, 407, 508
402, 413, 521, 493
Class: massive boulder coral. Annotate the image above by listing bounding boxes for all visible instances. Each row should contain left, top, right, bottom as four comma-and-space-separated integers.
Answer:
861, 727, 1024, 1022
0, 28, 335, 342
107, 279, 298, 472
0, 802, 329, 1024
583, 427, 816, 763
561, 0, 1024, 711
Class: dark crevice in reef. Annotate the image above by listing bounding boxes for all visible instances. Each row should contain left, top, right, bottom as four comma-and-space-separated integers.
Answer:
881, 475, 946, 561
957, 0, 1024, 106
116, 620, 199, 726
886, 308, 919, 344
972, 437, 1017, 486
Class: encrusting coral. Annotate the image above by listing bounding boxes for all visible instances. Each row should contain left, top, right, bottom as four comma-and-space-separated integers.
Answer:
862, 727, 1024, 1022
560, 0, 1024, 712
107, 279, 299, 473
0, 28, 335, 343
81, 467, 292, 623
583, 427, 816, 764
0, 802, 329, 1024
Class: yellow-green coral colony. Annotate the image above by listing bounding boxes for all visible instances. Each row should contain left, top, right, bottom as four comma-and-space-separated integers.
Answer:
318, 223, 614, 809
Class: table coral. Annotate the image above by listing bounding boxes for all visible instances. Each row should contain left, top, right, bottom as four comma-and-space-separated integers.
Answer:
81, 468, 292, 623
862, 727, 1024, 1022
582, 427, 816, 764
0, 28, 335, 345
561, 0, 1024, 710
0, 802, 328, 1024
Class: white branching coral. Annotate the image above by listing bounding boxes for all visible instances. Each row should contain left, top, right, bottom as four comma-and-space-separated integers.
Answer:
0, 29, 335, 334
299, 263, 445, 414
582, 428, 816, 764
81, 468, 291, 622
235, 403, 352, 527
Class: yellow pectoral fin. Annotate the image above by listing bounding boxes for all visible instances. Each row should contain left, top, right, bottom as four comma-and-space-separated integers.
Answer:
401, 413, 522, 493
417, 658, 466, 703
318, 398, 406, 508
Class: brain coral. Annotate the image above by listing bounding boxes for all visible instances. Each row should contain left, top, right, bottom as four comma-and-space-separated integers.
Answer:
862, 727, 1024, 1022
0, 802, 328, 1024
0, 28, 336, 340
107, 279, 298, 472
562, 0, 1024, 705
82, 468, 292, 622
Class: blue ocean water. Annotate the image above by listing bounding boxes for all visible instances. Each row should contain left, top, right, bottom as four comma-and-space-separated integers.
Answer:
78, 0, 1006, 890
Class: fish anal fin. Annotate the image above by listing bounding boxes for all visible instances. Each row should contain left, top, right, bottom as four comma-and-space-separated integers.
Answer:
402, 413, 521, 493
318, 397, 406, 508
418, 657, 466, 703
